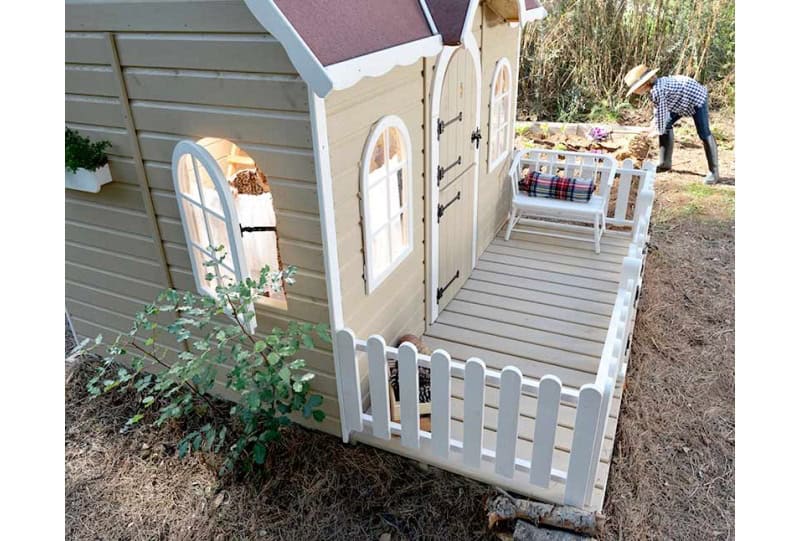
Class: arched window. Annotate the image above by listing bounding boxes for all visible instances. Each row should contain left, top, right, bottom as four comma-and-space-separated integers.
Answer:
171, 138, 286, 315
361, 116, 413, 293
489, 58, 513, 172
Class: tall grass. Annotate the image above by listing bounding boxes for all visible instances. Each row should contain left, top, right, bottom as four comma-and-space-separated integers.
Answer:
517, 0, 735, 122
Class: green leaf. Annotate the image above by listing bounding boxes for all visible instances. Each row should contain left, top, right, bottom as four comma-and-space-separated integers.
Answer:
142, 396, 155, 406
126, 413, 144, 425
267, 352, 281, 366
253, 341, 267, 353
312, 410, 326, 422
177, 439, 191, 458
253, 442, 266, 465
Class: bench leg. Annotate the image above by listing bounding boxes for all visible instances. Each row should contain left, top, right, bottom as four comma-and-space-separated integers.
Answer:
505, 207, 518, 241
594, 213, 601, 254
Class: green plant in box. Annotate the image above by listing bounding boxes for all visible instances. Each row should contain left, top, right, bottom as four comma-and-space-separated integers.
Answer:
66, 128, 111, 173
73, 247, 329, 476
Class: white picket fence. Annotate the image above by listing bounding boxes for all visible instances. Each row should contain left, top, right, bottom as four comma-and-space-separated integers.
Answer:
335, 162, 656, 508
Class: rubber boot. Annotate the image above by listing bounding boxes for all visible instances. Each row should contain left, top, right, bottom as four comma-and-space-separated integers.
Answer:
657, 130, 674, 172
702, 135, 721, 184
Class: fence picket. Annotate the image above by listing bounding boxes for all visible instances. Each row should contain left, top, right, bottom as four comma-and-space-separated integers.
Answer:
336, 329, 363, 437
614, 159, 635, 220
430, 349, 452, 459
367, 335, 390, 440
495, 366, 523, 478
398, 342, 420, 449
530, 375, 562, 487
564, 384, 603, 507
463, 358, 486, 469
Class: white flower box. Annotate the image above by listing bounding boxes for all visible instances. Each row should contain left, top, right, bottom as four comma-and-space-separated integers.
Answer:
65, 163, 112, 193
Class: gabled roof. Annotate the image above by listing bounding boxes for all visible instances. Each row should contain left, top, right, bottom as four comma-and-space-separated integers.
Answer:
243, 1, 546, 97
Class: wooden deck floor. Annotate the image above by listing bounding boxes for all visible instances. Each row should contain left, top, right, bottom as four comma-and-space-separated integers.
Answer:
423, 227, 632, 509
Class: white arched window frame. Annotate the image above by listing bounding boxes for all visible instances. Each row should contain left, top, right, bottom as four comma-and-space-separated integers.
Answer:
488, 57, 513, 173
360, 115, 414, 293
170, 140, 249, 301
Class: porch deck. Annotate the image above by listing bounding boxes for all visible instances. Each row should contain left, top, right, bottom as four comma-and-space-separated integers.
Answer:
336, 155, 655, 512
423, 227, 629, 509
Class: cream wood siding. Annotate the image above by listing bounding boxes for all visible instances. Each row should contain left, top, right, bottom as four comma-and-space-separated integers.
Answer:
476, 6, 521, 255
65, 0, 339, 435
327, 62, 428, 344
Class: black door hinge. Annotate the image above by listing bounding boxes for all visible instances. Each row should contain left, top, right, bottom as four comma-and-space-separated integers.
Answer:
437, 270, 460, 302
471, 128, 482, 149
437, 111, 463, 140
437, 156, 462, 186
240, 225, 277, 236
437, 190, 461, 222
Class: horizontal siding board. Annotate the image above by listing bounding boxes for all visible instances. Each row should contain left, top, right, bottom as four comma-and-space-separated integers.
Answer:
139, 136, 315, 182
66, 199, 151, 236
66, 1, 264, 33
65, 65, 118, 96
130, 101, 312, 149
65, 95, 125, 128
66, 123, 132, 157
66, 261, 164, 301
268, 179, 319, 215
66, 181, 145, 212
278, 239, 325, 273
65, 221, 158, 261
66, 241, 164, 284
124, 68, 308, 112
115, 33, 296, 74
107, 157, 140, 185
65, 32, 112, 64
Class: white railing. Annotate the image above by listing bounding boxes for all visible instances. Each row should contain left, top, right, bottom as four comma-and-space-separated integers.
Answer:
335, 162, 656, 508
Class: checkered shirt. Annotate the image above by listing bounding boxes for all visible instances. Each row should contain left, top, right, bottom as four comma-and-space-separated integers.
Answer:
649, 76, 708, 135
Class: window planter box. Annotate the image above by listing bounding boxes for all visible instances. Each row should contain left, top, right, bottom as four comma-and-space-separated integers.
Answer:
65, 164, 112, 193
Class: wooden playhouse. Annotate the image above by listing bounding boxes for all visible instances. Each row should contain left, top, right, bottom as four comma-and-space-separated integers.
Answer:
65, 0, 655, 511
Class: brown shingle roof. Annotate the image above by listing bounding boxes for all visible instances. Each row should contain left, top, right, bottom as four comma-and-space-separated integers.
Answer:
274, 0, 435, 66
426, 0, 472, 46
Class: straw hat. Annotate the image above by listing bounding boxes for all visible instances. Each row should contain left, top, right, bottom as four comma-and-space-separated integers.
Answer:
624, 64, 659, 97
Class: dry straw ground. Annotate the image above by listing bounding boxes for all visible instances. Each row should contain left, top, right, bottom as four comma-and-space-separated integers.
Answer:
65, 114, 734, 540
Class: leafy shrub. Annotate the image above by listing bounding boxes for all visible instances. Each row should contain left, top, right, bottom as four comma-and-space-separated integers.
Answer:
74, 248, 329, 476
66, 128, 111, 173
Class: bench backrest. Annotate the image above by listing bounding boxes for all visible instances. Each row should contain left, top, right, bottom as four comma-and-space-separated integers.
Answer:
510, 149, 617, 201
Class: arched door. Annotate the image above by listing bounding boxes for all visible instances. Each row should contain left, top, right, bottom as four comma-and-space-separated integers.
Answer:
435, 47, 478, 311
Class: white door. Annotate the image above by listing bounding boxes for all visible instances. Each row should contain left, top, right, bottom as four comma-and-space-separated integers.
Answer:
435, 47, 478, 311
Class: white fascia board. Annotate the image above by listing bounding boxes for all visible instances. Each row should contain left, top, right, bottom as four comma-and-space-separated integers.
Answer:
243, 0, 334, 97
326, 35, 443, 92
522, 7, 548, 23
419, 0, 439, 34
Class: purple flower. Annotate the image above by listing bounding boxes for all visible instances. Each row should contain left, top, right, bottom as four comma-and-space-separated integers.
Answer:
588, 126, 610, 142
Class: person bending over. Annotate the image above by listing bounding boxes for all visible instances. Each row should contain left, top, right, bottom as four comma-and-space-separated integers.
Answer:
624, 64, 720, 184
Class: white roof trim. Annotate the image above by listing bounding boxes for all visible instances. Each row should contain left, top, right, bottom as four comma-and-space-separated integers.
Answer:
419, 0, 439, 34
243, 0, 334, 96
462, 0, 482, 43
326, 35, 443, 93
245, 1, 443, 97
522, 6, 548, 23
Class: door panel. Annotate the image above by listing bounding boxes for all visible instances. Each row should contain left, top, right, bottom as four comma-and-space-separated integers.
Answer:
435, 41, 479, 312
436, 166, 474, 309
438, 48, 476, 189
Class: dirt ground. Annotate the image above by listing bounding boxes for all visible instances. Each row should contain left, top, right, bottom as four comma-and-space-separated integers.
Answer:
65, 112, 734, 540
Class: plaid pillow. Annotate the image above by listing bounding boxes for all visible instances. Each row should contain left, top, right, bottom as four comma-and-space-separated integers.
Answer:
518, 170, 594, 202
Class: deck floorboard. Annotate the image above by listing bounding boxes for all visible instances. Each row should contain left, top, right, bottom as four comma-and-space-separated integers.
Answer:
420, 231, 629, 510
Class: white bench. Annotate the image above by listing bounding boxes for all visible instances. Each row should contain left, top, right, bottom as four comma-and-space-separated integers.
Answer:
505, 148, 617, 253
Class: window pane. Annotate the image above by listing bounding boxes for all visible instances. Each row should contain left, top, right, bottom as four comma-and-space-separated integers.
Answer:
192, 246, 216, 293
371, 226, 391, 275
181, 198, 210, 249
369, 132, 386, 174
387, 127, 405, 169
206, 213, 234, 263
388, 167, 404, 216
177, 155, 202, 202
390, 216, 407, 259
369, 180, 388, 227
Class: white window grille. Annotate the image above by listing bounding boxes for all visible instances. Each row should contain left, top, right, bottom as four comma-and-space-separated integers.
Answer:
489, 58, 513, 172
360, 116, 414, 293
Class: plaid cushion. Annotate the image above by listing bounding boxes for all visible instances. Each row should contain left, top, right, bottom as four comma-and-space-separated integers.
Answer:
518, 170, 594, 202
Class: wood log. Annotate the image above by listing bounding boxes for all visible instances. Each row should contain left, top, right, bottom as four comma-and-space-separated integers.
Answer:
486, 490, 604, 537
513, 520, 595, 541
